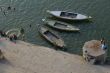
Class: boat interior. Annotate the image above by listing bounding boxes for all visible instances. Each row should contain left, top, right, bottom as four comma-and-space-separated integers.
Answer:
60, 12, 77, 18
44, 31, 59, 40
54, 22, 67, 27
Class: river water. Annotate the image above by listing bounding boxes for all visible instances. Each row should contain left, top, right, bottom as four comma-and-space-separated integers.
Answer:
0, 0, 110, 55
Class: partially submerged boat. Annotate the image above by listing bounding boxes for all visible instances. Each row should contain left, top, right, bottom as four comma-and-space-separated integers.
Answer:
47, 10, 92, 20
39, 26, 65, 48
6, 28, 21, 37
42, 19, 80, 31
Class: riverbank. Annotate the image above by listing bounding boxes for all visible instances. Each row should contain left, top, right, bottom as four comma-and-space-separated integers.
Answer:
0, 38, 110, 73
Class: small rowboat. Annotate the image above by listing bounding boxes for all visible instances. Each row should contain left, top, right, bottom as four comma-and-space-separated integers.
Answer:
6, 28, 21, 37
39, 26, 65, 48
42, 19, 80, 31
47, 10, 92, 20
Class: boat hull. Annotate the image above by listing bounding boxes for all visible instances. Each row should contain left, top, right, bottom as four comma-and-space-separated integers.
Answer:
42, 19, 80, 31
47, 10, 92, 20
39, 27, 65, 48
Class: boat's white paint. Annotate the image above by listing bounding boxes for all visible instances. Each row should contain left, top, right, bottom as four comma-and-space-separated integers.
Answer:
47, 10, 92, 20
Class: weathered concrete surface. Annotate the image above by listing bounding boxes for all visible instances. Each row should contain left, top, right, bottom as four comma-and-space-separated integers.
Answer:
0, 38, 110, 73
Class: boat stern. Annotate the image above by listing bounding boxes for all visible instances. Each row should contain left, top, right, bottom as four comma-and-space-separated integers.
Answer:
56, 39, 65, 48
76, 14, 92, 20
42, 19, 46, 22
46, 10, 51, 13
68, 26, 80, 31
74, 28, 80, 31
42, 19, 48, 23
88, 16, 92, 19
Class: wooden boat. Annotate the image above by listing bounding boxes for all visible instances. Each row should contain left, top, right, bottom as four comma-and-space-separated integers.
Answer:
39, 26, 65, 48
42, 19, 80, 31
47, 10, 92, 20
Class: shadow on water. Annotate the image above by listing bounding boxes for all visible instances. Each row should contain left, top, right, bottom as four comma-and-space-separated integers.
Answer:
53, 46, 68, 51
54, 46, 82, 56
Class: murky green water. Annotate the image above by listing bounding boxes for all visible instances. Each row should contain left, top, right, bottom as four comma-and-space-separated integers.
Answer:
0, 0, 110, 55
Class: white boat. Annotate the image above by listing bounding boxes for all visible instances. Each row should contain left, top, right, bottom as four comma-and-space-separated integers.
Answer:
47, 10, 92, 20
42, 19, 80, 31
39, 26, 65, 48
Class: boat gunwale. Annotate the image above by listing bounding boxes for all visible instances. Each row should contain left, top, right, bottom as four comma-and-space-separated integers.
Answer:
47, 10, 92, 20
43, 19, 80, 31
